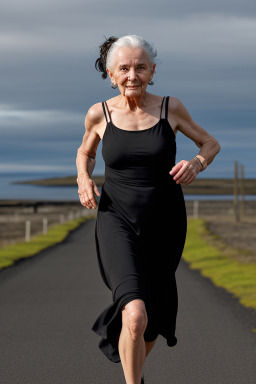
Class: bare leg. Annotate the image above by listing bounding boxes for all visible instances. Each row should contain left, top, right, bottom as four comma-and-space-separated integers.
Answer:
118, 299, 148, 384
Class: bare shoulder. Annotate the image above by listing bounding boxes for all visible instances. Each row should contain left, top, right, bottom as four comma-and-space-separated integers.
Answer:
168, 96, 192, 120
85, 102, 105, 129
168, 96, 187, 114
83, 102, 107, 141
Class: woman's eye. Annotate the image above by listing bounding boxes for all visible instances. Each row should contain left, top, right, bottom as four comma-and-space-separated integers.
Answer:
121, 68, 127, 71
138, 67, 145, 70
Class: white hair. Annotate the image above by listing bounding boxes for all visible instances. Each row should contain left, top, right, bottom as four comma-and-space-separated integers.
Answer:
106, 34, 157, 71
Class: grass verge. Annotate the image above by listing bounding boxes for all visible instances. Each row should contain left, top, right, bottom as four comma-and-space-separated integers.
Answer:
0, 215, 95, 270
183, 218, 256, 311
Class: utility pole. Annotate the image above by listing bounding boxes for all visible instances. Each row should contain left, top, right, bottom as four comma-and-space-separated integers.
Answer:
240, 164, 245, 219
234, 160, 239, 222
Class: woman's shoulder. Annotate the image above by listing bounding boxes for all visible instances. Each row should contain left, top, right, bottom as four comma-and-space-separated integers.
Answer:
148, 93, 181, 108
86, 101, 105, 126
167, 96, 190, 116
85, 96, 121, 128
148, 93, 181, 112
168, 96, 182, 106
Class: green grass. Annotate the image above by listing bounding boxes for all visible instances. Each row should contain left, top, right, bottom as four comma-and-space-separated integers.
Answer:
0, 215, 94, 270
1, 214, 256, 315
183, 218, 256, 310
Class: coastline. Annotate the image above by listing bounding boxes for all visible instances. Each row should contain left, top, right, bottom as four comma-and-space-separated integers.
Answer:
11, 175, 256, 195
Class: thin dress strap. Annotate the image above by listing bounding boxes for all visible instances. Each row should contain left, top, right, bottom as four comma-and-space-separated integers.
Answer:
102, 102, 108, 123
160, 96, 165, 119
102, 101, 112, 123
164, 96, 170, 120
104, 101, 112, 123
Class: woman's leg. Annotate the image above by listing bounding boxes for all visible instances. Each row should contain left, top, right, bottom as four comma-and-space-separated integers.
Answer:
118, 299, 148, 384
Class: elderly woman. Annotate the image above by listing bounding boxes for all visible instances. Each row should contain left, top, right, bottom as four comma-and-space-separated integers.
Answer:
76, 35, 221, 384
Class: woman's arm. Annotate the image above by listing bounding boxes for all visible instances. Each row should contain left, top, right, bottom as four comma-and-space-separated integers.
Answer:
76, 103, 103, 209
169, 97, 221, 185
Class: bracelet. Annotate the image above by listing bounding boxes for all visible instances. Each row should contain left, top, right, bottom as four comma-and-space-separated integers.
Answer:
195, 156, 204, 171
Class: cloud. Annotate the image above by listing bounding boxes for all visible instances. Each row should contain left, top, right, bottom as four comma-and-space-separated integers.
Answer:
0, 0, 255, 178
0, 163, 76, 173
1, 12, 255, 112
0, 108, 83, 128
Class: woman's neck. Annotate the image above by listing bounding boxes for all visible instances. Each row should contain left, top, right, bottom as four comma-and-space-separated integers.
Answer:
119, 92, 149, 111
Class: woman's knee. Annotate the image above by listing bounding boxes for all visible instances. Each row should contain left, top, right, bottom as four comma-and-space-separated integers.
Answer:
122, 299, 148, 341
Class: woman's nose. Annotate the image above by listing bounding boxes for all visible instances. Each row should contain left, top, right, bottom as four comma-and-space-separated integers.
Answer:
128, 68, 136, 80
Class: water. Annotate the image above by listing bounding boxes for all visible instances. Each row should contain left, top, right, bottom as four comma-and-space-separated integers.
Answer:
0, 172, 255, 201
184, 194, 256, 201
0, 172, 79, 201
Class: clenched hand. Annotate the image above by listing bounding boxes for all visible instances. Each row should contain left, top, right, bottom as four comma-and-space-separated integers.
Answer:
169, 158, 201, 185
77, 175, 101, 209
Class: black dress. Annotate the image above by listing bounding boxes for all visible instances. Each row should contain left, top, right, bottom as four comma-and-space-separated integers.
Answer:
92, 96, 187, 363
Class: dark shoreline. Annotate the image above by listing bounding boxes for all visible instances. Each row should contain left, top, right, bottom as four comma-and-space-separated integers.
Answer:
12, 175, 256, 195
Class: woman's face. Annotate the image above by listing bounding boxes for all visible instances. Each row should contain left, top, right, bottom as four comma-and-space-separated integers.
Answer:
107, 46, 156, 97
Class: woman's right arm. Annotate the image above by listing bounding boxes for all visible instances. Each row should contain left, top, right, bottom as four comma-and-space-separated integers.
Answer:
76, 103, 103, 209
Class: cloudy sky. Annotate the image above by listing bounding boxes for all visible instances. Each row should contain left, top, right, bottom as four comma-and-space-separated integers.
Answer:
0, 0, 255, 178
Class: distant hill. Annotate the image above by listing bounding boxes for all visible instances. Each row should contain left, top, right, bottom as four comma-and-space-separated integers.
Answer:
12, 176, 256, 195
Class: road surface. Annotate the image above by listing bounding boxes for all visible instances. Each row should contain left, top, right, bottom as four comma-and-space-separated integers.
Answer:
0, 218, 255, 383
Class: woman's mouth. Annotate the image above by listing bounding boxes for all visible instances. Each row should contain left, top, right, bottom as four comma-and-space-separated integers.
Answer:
126, 85, 139, 89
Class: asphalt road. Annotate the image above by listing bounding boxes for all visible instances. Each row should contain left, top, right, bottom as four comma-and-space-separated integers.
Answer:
0, 218, 255, 384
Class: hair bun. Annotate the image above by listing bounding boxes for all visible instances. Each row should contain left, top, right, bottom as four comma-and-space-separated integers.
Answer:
95, 36, 118, 79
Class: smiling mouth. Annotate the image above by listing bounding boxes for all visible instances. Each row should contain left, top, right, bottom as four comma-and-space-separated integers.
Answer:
126, 85, 140, 89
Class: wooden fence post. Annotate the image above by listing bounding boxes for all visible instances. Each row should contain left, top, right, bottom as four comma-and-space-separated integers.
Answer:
60, 214, 65, 224
43, 218, 48, 235
25, 220, 31, 242
193, 200, 199, 219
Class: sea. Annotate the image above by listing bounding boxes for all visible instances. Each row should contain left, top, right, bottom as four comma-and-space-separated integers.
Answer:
0, 172, 255, 201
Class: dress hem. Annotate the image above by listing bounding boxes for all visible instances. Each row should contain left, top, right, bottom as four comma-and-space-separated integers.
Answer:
92, 294, 178, 363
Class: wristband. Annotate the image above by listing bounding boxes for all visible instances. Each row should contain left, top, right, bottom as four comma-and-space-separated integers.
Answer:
195, 156, 204, 171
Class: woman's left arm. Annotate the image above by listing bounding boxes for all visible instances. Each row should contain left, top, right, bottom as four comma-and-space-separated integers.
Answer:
169, 97, 221, 185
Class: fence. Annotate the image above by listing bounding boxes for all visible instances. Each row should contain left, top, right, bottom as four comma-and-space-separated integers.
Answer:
0, 204, 96, 247
184, 199, 256, 219
1, 198, 255, 247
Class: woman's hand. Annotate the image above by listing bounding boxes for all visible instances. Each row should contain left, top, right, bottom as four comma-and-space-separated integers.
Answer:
77, 174, 101, 209
169, 158, 201, 185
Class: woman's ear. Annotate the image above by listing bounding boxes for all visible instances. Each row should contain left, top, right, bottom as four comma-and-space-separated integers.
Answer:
107, 68, 116, 86
107, 68, 113, 81
151, 64, 156, 77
